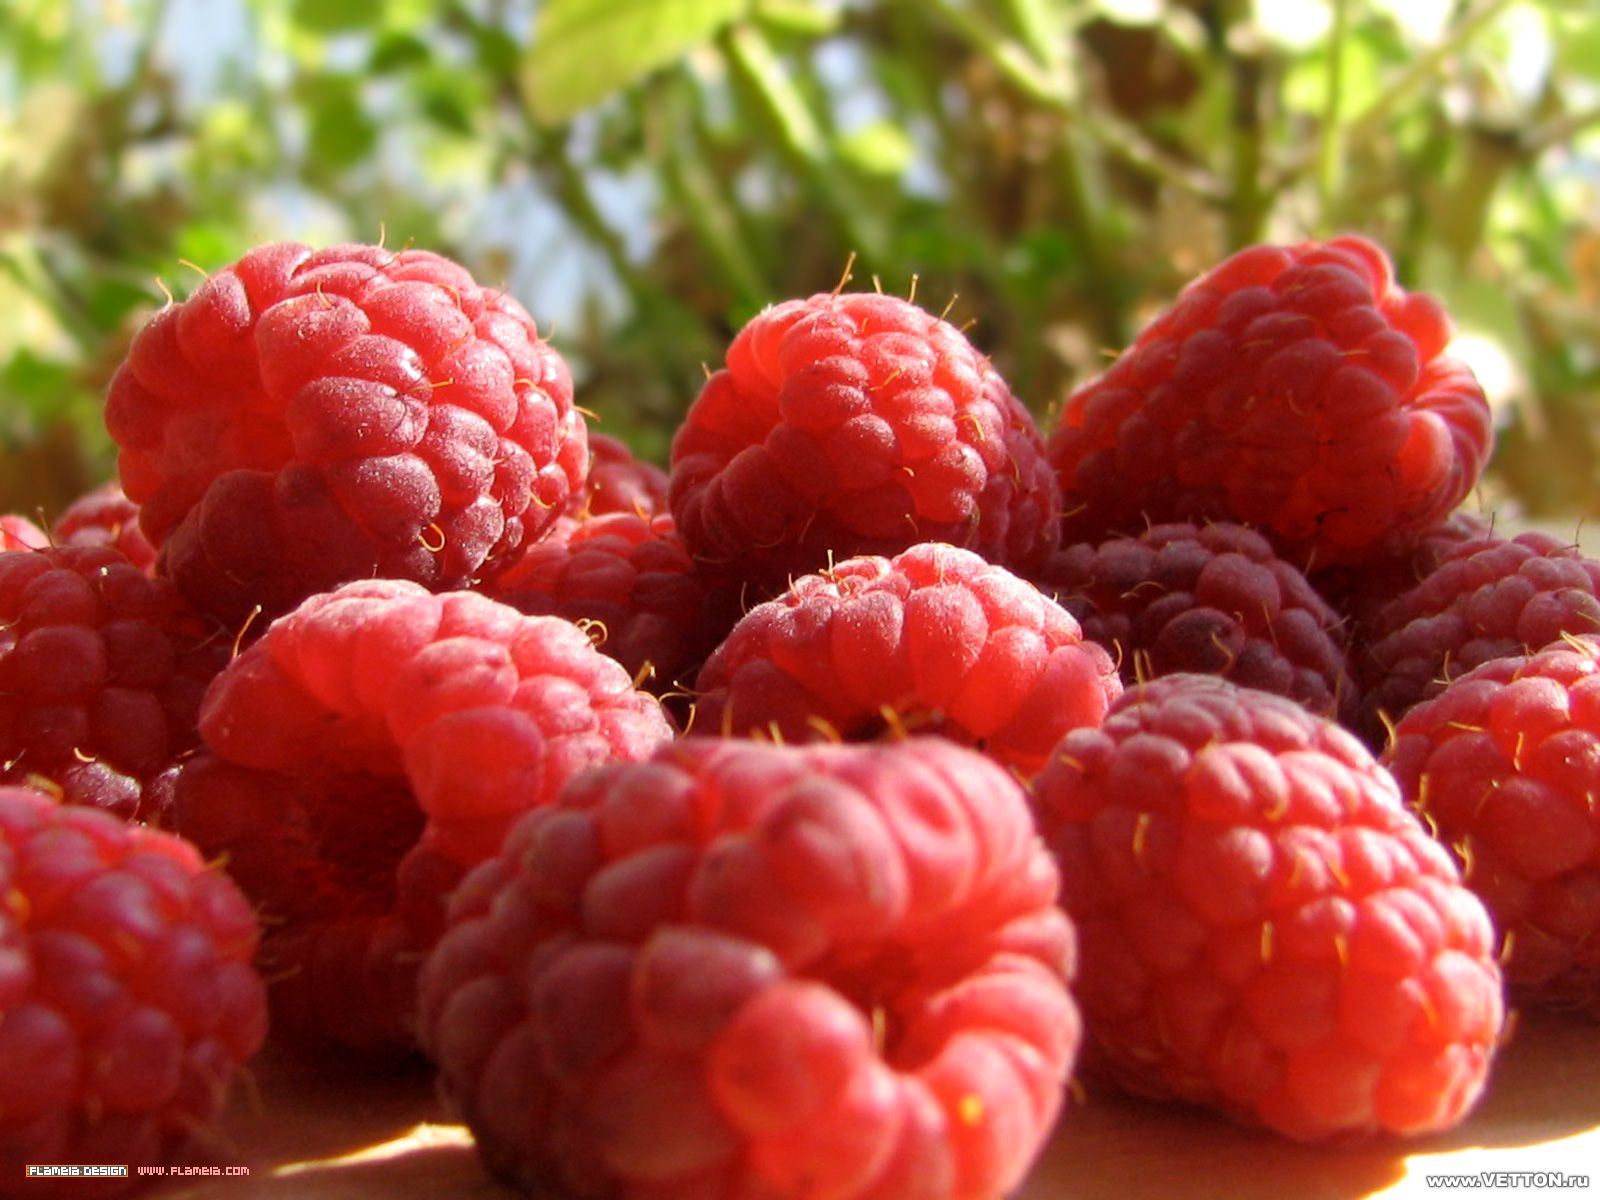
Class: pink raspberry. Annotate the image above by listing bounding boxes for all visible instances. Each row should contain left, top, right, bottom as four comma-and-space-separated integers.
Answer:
1032, 674, 1504, 1141
487, 512, 740, 696
1033, 521, 1355, 723
419, 737, 1079, 1200
670, 292, 1060, 597
576, 433, 669, 519
105, 242, 587, 624
1049, 236, 1493, 568
52, 484, 157, 575
172, 579, 673, 1053
694, 543, 1120, 775
1359, 529, 1600, 737
0, 516, 47, 552
0, 546, 226, 820
0, 785, 266, 1193
1384, 636, 1600, 1018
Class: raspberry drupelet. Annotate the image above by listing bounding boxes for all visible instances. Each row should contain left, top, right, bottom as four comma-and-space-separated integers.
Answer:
1049, 236, 1493, 569
419, 737, 1080, 1200
1032, 673, 1504, 1141
51, 484, 157, 575
694, 542, 1121, 776
105, 242, 587, 625
1033, 521, 1356, 724
0, 515, 48, 553
172, 579, 673, 1054
670, 290, 1060, 599
0, 546, 226, 820
576, 433, 670, 519
0, 785, 266, 1195
1385, 635, 1600, 1019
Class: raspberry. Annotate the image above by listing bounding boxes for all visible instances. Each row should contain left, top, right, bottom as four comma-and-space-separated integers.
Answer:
172, 579, 673, 1052
419, 737, 1079, 1200
52, 484, 157, 575
1033, 522, 1355, 723
694, 543, 1121, 775
104, 242, 587, 625
487, 512, 740, 696
0, 546, 226, 820
1359, 530, 1600, 736
1049, 236, 1493, 568
0, 785, 266, 1192
576, 433, 669, 519
670, 291, 1059, 597
0, 516, 47, 553
1384, 636, 1600, 1018
1032, 674, 1504, 1141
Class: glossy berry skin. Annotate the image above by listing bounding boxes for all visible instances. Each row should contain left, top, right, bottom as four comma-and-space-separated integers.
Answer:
1359, 530, 1600, 737
419, 737, 1079, 1200
52, 484, 157, 575
1049, 237, 1492, 569
1033, 674, 1504, 1142
1385, 637, 1600, 1019
576, 433, 669, 519
0, 785, 266, 1195
694, 543, 1121, 776
1034, 522, 1355, 724
488, 512, 739, 696
105, 242, 587, 624
172, 579, 673, 1053
0, 546, 225, 820
670, 292, 1060, 598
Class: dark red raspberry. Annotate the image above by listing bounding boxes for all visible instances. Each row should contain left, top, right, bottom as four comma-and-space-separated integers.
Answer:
419, 737, 1079, 1200
0, 516, 47, 552
1032, 674, 1504, 1141
0, 784, 266, 1193
694, 543, 1120, 775
1310, 509, 1492, 641
670, 291, 1060, 597
1359, 529, 1600, 737
52, 484, 157, 575
487, 512, 740, 696
1049, 236, 1492, 568
1384, 636, 1600, 1018
105, 242, 587, 625
173, 579, 674, 1053
0, 546, 226, 820
576, 433, 669, 519
1033, 522, 1355, 723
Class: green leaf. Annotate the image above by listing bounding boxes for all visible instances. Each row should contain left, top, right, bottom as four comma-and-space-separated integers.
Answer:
837, 120, 914, 177
753, 0, 843, 37
290, 0, 371, 35
370, 31, 430, 73
301, 75, 378, 166
522, 0, 752, 124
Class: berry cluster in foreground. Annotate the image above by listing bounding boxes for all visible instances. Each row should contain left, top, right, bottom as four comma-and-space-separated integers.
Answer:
3, 232, 1595, 1197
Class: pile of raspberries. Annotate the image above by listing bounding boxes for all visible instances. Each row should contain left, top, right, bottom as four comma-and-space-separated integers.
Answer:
2, 233, 1594, 1198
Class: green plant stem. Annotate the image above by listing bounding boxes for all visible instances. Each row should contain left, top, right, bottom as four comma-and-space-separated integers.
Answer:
1316, 0, 1348, 229
719, 21, 888, 264
1523, 102, 1600, 156
1223, 4, 1269, 249
923, 0, 1224, 202
529, 123, 660, 303
1347, 0, 1513, 142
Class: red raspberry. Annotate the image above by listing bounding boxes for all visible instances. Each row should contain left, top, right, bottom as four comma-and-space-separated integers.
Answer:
694, 543, 1120, 775
0, 516, 47, 553
670, 292, 1060, 597
0, 785, 266, 1192
173, 579, 674, 1053
105, 242, 587, 625
576, 433, 669, 518
1049, 236, 1492, 568
1359, 530, 1600, 737
1033, 522, 1356, 723
1384, 636, 1600, 1018
52, 484, 157, 575
1032, 674, 1504, 1141
0, 546, 225, 820
487, 512, 740, 696
419, 737, 1079, 1200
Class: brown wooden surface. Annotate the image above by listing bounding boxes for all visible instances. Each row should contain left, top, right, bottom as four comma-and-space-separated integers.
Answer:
150, 1011, 1599, 1200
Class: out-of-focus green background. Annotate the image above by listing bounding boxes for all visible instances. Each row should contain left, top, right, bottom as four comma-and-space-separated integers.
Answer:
1, 0, 1596, 522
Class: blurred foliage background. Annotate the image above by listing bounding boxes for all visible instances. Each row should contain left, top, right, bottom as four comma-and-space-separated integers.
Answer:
1, 0, 1596, 523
